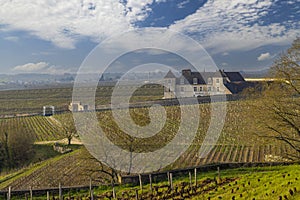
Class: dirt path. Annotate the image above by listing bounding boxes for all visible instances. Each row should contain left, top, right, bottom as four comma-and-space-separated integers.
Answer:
35, 137, 83, 145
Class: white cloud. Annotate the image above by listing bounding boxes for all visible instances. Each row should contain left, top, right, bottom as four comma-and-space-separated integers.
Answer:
169, 0, 300, 53
125, 0, 154, 23
0, 0, 134, 49
12, 62, 70, 74
155, 0, 168, 3
4, 36, 19, 42
13, 62, 49, 72
257, 52, 271, 61
0, 0, 299, 54
0, 1, 163, 49
177, 0, 190, 9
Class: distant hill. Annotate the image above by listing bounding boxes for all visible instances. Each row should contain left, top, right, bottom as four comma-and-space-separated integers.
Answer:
240, 68, 270, 78
0, 73, 75, 90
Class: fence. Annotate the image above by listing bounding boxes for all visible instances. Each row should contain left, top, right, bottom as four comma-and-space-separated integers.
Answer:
0, 161, 297, 199
0, 94, 242, 119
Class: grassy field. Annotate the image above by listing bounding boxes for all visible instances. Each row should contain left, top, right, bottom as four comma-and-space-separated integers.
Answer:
96, 164, 300, 200
3, 163, 300, 199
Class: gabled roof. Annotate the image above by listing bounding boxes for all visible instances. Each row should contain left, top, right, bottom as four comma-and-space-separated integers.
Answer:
200, 71, 223, 82
177, 72, 206, 84
164, 69, 246, 85
224, 72, 245, 82
164, 70, 176, 78
224, 81, 256, 94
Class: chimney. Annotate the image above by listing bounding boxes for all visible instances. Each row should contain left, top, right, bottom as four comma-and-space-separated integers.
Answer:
182, 69, 191, 76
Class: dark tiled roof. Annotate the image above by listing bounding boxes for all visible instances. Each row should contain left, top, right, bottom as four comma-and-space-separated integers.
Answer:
165, 69, 245, 85
225, 82, 257, 94
224, 72, 245, 82
178, 71, 223, 85
176, 72, 206, 84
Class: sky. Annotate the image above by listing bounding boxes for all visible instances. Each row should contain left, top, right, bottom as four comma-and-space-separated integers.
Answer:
0, 0, 299, 74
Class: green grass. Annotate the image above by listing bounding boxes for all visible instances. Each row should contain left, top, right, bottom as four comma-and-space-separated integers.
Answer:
97, 164, 299, 199
13, 164, 299, 200
30, 144, 81, 164
197, 165, 300, 199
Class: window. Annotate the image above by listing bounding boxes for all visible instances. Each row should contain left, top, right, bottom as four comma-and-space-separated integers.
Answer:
207, 78, 212, 84
168, 79, 171, 84
216, 78, 220, 84
193, 78, 198, 84
208, 87, 211, 91
180, 87, 184, 92
199, 87, 203, 91
180, 78, 184, 84
194, 87, 197, 92
217, 87, 220, 92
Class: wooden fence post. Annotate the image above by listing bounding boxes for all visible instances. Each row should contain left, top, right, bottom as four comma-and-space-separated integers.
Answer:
59, 183, 62, 200
217, 166, 221, 183
7, 186, 11, 200
89, 178, 92, 193
30, 186, 33, 200
112, 182, 116, 199
149, 174, 152, 192
170, 173, 173, 190
47, 191, 50, 200
139, 174, 143, 191
194, 168, 197, 187
189, 171, 192, 188
135, 189, 139, 200
89, 178, 94, 200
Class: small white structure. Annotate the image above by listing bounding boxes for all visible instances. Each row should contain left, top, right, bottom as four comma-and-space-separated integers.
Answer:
43, 105, 55, 116
69, 101, 89, 112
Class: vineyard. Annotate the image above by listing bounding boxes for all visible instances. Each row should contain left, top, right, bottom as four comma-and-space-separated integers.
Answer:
0, 95, 298, 196
0, 143, 294, 191
169, 144, 292, 169
0, 84, 163, 116
0, 116, 66, 141
0, 99, 270, 144
0, 148, 108, 191
1, 162, 300, 199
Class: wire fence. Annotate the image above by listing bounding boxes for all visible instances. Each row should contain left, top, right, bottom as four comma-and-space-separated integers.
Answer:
1, 161, 297, 200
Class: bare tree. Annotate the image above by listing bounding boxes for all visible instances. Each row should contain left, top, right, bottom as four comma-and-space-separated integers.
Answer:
62, 120, 77, 146
65, 128, 75, 146
250, 38, 300, 160
79, 148, 120, 185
